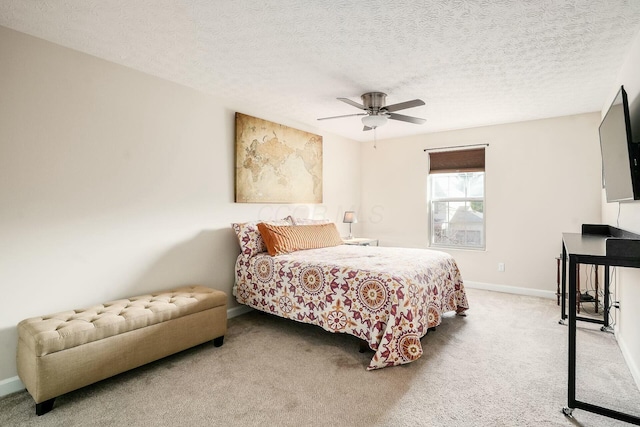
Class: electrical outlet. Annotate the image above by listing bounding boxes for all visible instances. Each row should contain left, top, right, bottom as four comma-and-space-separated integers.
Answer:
498, 262, 505, 272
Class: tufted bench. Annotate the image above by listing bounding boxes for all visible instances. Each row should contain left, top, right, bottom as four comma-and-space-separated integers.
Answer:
17, 285, 227, 415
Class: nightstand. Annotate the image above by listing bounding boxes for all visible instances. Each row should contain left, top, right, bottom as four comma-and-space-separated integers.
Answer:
343, 237, 379, 246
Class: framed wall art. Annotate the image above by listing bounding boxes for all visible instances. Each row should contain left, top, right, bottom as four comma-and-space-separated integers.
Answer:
235, 113, 323, 203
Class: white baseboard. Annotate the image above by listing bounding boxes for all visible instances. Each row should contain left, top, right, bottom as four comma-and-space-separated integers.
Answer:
227, 304, 253, 319
617, 331, 640, 391
0, 376, 24, 398
464, 280, 556, 300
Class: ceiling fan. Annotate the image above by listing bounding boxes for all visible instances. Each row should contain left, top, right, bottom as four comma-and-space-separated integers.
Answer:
317, 92, 426, 131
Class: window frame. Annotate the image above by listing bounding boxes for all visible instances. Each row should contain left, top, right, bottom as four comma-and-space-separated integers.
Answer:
427, 148, 486, 251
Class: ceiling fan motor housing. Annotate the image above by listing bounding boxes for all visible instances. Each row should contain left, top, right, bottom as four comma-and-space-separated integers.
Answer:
361, 92, 387, 113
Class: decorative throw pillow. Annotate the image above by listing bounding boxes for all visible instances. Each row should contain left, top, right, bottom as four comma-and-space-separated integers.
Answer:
257, 222, 343, 256
232, 219, 292, 257
286, 216, 331, 226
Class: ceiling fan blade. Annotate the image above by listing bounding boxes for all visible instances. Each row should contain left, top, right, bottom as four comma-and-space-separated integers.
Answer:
384, 99, 425, 112
317, 113, 367, 121
338, 97, 365, 110
388, 112, 426, 124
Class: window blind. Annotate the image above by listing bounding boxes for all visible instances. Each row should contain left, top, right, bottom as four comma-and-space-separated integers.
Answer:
428, 148, 485, 174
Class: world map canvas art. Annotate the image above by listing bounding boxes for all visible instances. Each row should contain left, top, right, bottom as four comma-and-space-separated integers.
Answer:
235, 113, 323, 203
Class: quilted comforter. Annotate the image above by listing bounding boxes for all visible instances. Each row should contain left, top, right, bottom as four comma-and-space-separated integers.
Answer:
234, 245, 468, 370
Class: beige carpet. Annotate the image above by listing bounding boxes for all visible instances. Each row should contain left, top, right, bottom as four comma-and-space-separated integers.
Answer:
1, 288, 639, 426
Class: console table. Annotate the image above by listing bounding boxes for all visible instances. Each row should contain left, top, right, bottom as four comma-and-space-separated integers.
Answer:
561, 224, 640, 425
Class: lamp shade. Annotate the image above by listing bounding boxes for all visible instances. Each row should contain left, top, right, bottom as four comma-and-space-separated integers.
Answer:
343, 211, 358, 224
362, 114, 388, 128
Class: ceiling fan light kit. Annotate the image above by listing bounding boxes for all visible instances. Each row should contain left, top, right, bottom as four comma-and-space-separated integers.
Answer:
362, 114, 388, 128
317, 91, 426, 131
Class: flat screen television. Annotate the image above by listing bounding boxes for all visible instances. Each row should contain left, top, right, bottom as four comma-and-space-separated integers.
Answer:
599, 85, 640, 202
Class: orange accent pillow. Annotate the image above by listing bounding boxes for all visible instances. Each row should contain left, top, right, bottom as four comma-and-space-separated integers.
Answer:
257, 222, 343, 256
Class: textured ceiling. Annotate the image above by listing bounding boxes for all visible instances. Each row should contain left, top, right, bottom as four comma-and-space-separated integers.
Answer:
2, 1, 640, 142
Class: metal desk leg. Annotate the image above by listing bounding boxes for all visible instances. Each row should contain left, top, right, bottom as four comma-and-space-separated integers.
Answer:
567, 256, 577, 411
556, 256, 561, 305
594, 265, 599, 314
603, 266, 610, 330
564, 260, 640, 425
560, 244, 567, 323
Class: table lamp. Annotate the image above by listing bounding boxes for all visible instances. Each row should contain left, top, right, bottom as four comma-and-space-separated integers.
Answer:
343, 211, 357, 240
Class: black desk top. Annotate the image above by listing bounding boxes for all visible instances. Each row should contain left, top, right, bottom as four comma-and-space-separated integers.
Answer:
562, 233, 607, 257
563, 225, 640, 267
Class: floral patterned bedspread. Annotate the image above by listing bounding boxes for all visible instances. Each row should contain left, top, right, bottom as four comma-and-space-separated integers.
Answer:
234, 245, 468, 370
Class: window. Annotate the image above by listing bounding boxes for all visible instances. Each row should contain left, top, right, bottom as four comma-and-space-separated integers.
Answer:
428, 148, 485, 250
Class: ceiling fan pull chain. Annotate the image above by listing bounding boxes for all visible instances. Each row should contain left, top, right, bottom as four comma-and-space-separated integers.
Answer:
374, 127, 377, 149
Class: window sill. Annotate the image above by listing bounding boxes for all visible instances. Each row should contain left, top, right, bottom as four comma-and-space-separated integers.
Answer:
429, 245, 486, 252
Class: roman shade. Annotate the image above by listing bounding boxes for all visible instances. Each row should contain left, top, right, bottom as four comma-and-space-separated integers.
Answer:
428, 148, 485, 173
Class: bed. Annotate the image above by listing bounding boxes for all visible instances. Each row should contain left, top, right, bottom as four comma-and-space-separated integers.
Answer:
232, 219, 469, 370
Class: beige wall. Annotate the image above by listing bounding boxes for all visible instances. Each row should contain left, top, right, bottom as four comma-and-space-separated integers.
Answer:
2, 21, 638, 396
0, 27, 361, 384
361, 113, 603, 295
601, 28, 640, 388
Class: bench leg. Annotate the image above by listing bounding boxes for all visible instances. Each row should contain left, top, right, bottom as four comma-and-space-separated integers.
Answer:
36, 398, 55, 416
213, 335, 224, 347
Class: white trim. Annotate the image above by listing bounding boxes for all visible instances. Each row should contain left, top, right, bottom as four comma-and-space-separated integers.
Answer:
0, 376, 24, 397
464, 280, 556, 299
617, 330, 640, 391
227, 304, 253, 319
